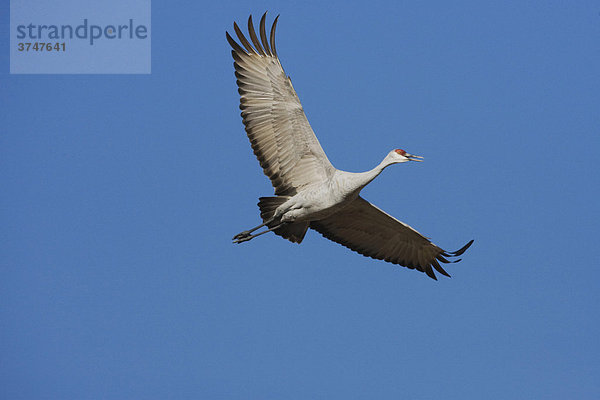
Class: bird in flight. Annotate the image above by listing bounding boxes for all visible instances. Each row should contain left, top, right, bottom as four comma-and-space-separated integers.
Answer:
226, 13, 473, 279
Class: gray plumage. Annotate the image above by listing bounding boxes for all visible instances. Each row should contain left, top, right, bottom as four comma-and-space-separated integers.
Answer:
227, 13, 473, 280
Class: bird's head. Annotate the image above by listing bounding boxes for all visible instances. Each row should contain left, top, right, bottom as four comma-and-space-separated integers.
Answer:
388, 148, 424, 163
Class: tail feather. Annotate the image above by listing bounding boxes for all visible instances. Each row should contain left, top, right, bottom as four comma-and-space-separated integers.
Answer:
257, 197, 309, 244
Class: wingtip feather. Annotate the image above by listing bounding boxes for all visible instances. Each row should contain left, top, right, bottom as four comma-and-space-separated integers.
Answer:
270, 15, 280, 57
432, 259, 451, 278
226, 31, 243, 53
425, 267, 438, 280
247, 15, 266, 56
453, 239, 474, 256
259, 12, 272, 56
233, 21, 256, 54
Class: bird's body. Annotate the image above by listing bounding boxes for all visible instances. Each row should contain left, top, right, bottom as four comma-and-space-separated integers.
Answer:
227, 13, 473, 279
273, 153, 413, 223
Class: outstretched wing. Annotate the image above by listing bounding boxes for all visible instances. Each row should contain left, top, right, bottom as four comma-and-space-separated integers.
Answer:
226, 13, 335, 196
310, 197, 474, 280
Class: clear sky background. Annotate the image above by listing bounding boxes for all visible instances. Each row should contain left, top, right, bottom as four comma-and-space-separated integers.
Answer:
2, 1, 599, 399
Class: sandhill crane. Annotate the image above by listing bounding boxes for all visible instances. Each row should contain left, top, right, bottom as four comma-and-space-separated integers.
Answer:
227, 13, 473, 279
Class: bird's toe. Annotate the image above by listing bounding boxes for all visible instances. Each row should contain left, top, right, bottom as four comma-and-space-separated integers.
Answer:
232, 231, 251, 240
233, 236, 252, 244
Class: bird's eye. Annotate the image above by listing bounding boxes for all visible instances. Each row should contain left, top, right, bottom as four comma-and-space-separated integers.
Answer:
395, 149, 406, 156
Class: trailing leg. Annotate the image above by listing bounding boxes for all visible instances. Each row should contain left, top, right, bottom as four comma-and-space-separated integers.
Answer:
233, 222, 286, 243
232, 196, 288, 241
231, 196, 309, 244
232, 217, 275, 240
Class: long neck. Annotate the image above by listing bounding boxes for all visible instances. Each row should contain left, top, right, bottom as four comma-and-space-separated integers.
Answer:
340, 156, 396, 194
361, 156, 395, 187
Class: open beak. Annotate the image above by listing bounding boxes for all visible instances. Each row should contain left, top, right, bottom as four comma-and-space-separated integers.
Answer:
406, 153, 424, 162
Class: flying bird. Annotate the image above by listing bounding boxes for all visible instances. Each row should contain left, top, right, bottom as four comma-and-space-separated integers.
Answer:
226, 13, 473, 279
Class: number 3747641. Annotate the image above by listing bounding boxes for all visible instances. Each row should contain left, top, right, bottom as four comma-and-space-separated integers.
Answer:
17, 42, 66, 51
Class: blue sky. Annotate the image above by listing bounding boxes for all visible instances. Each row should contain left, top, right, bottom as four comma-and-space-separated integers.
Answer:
2, 1, 599, 398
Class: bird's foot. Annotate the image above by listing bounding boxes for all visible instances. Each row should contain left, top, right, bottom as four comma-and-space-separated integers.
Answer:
232, 231, 251, 240
233, 235, 252, 244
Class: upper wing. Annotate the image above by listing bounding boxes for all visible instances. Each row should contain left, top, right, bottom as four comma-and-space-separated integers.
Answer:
310, 196, 474, 280
226, 14, 335, 196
